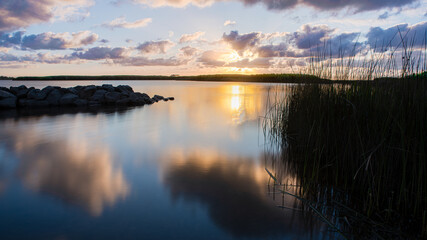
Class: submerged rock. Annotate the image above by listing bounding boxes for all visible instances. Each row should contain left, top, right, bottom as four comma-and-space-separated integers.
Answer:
0, 84, 172, 110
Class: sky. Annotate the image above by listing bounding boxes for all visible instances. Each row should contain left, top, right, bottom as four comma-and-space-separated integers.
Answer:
0, 0, 426, 76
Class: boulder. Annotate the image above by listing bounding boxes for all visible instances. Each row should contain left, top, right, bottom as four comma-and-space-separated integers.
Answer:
116, 98, 130, 106
41, 86, 55, 96
19, 99, 49, 108
79, 85, 96, 99
29, 100, 50, 108
90, 89, 107, 102
0, 96, 17, 108
27, 89, 47, 100
116, 85, 134, 94
60, 93, 79, 106
74, 99, 88, 107
66, 87, 79, 95
10, 85, 27, 95
46, 89, 63, 106
105, 92, 121, 104
0, 89, 16, 99
16, 88, 29, 98
0, 87, 10, 93
102, 84, 115, 92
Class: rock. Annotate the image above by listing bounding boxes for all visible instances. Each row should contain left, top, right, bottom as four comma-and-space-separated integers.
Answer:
41, 86, 55, 96
10, 85, 27, 95
46, 89, 63, 106
90, 89, 107, 102
16, 88, 29, 98
74, 86, 84, 92
116, 98, 130, 106
0, 89, 16, 99
105, 92, 121, 104
168, 97, 175, 101
153, 95, 164, 101
30, 100, 50, 108
60, 93, 79, 106
19, 99, 49, 108
0, 97, 17, 108
116, 85, 134, 94
79, 85, 96, 99
0, 84, 169, 110
66, 87, 79, 95
27, 89, 47, 100
102, 84, 115, 92
74, 99, 88, 107
0, 87, 10, 93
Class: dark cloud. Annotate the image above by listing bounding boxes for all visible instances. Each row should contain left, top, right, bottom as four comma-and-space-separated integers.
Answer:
21, 31, 98, 50
71, 47, 128, 60
378, 12, 390, 20
300, 0, 416, 12
133, 0, 417, 12
0, 31, 98, 50
256, 43, 289, 57
223, 31, 262, 54
291, 24, 334, 49
366, 21, 427, 50
136, 40, 175, 54
0, 52, 68, 64
0, 0, 92, 31
0, 31, 24, 48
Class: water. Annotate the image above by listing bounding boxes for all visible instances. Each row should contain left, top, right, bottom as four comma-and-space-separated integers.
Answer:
0, 80, 328, 239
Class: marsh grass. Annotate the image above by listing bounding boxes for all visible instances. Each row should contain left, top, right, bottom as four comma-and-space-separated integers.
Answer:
263, 29, 427, 239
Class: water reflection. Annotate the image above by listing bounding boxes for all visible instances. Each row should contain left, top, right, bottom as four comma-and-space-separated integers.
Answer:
163, 149, 322, 239
0, 119, 129, 216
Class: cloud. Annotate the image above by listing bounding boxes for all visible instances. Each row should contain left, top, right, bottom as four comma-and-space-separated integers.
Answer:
224, 20, 236, 26
0, 31, 98, 50
102, 17, 152, 30
378, 12, 390, 19
179, 32, 205, 43
223, 31, 262, 54
180, 46, 199, 56
113, 56, 189, 66
0, 31, 25, 48
290, 24, 334, 49
71, 47, 129, 60
256, 43, 289, 57
21, 31, 98, 50
378, 8, 402, 20
198, 50, 228, 67
132, 0, 215, 8
0, 0, 93, 31
137, 40, 175, 54
227, 58, 272, 68
366, 21, 427, 49
131, 0, 417, 12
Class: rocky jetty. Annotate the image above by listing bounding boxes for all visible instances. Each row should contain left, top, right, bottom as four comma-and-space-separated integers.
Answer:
0, 84, 173, 109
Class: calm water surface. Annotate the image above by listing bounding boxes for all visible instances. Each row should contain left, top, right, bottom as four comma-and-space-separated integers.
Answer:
0, 80, 329, 239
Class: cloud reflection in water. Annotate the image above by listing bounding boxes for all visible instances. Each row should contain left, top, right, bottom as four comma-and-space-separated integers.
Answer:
163, 149, 322, 238
0, 117, 129, 216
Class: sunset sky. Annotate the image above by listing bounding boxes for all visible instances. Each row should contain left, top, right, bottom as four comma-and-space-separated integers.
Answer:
0, 0, 426, 76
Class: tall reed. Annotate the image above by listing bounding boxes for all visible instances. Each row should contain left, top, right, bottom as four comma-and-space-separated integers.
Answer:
263, 28, 427, 238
